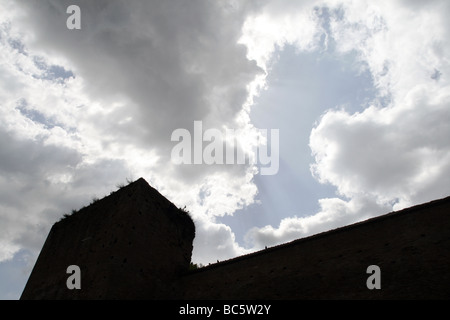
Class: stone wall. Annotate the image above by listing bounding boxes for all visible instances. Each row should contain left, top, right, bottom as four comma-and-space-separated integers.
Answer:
21, 177, 450, 299
20, 178, 195, 299
182, 196, 450, 299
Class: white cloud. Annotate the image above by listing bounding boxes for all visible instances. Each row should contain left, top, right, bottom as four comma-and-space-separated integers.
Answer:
310, 0, 450, 207
245, 195, 390, 250
310, 86, 450, 208
241, 0, 450, 248
328, 0, 450, 99
239, 0, 324, 71
192, 215, 251, 264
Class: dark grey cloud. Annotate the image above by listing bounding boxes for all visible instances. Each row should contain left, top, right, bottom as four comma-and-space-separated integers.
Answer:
0, 128, 81, 180
15, 0, 262, 157
0, 126, 134, 255
0, 0, 267, 272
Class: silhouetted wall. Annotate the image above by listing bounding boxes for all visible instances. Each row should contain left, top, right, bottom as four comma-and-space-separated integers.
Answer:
182, 196, 450, 299
20, 178, 195, 299
21, 178, 450, 299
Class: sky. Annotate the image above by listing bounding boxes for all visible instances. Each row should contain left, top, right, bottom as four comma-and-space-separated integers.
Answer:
1, 0, 449, 299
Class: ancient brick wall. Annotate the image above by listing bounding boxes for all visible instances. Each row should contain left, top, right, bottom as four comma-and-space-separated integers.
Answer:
21, 177, 450, 299
181, 196, 450, 299
20, 178, 195, 300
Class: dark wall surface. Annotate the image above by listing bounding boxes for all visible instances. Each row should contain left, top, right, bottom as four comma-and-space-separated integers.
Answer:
182, 196, 450, 299
20, 178, 195, 300
21, 177, 450, 299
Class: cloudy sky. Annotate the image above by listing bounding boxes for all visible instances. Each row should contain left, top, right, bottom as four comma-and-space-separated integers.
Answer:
1, 0, 449, 299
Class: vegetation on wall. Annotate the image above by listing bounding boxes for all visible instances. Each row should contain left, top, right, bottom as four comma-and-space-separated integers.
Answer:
59, 177, 135, 221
